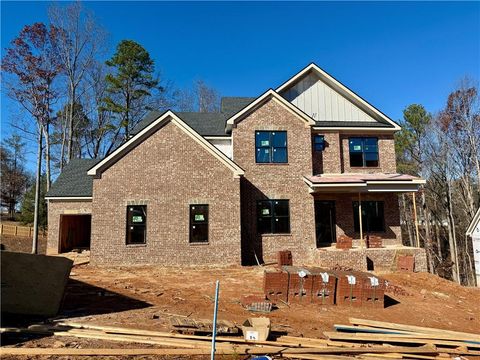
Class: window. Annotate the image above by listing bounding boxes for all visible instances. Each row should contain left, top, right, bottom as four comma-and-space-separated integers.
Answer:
255, 131, 287, 163
349, 137, 379, 167
353, 201, 385, 232
257, 200, 290, 234
190, 204, 209, 243
313, 134, 325, 151
126, 205, 146, 244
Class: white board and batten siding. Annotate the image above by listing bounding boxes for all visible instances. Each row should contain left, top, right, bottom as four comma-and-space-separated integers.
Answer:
207, 138, 232, 159
282, 72, 377, 123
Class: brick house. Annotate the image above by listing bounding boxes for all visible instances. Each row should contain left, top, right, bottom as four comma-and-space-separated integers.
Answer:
46, 63, 426, 267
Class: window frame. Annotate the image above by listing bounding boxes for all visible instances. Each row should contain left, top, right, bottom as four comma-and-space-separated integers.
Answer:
255, 131, 288, 164
257, 199, 291, 234
126, 205, 147, 245
348, 137, 379, 168
313, 134, 325, 152
352, 201, 385, 233
189, 204, 209, 243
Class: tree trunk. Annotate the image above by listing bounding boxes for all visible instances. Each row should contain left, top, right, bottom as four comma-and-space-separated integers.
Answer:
67, 83, 76, 162
59, 111, 67, 172
43, 124, 51, 191
420, 187, 435, 273
401, 194, 414, 247
446, 181, 460, 284
32, 127, 43, 255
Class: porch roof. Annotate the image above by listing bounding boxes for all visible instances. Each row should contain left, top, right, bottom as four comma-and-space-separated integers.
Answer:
303, 173, 425, 193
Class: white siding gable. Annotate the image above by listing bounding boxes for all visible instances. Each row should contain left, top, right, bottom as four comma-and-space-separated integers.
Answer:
282, 72, 377, 123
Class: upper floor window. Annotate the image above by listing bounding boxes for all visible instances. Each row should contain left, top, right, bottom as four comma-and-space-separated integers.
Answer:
349, 137, 378, 167
255, 131, 287, 163
313, 134, 325, 151
257, 199, 290, 234
126, 205, 147, 244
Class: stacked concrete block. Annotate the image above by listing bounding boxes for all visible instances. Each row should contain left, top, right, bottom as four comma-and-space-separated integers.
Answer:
283, 266, 312, 304
334, 270, 364, 307
263, 268, 289, 303
366, 235, 383, 248
309, 268, 337, 305
397, 255, 415, 272
361, 275, 386, 308
277, 250, 293, 266
336, 235, 353, 250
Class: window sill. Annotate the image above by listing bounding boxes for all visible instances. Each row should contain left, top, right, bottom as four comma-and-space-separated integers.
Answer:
255, 163, 289, 166
126, 243, 147, 247
349, 167, 382, 169
260, 233, 292, 237
189, 242, 210, 246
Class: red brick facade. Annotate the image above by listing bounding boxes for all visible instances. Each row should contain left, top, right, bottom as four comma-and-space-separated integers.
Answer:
89, 121, 242, 266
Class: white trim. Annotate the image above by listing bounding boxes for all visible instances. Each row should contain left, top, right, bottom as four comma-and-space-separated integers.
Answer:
226, 89, 315, 128
303, 177, 424, 193
45, 197, 92, 201
367, 179, 426, 185
312, 127, 396, 132
204, 136, 232, 140
87, 111, 244, 178
277, 64, 401, 131
466, 207, 480, 236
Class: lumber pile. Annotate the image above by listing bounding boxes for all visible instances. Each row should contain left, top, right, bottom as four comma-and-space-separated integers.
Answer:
1, 318, 479, 359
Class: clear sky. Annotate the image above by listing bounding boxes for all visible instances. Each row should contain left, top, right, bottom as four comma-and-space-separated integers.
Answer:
1, 1, 479, 170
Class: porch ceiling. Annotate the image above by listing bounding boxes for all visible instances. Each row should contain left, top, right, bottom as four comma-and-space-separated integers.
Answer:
304, 173, 425, 193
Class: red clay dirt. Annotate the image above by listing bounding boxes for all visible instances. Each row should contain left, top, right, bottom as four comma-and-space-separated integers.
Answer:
1, 262, 479, 359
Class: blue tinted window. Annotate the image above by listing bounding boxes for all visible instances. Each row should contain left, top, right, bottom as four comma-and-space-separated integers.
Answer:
349, 138, 378, 167
255, 131, 287, 163
313, 135, 325, 151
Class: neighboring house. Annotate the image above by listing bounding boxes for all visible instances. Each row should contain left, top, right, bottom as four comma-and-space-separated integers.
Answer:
46, 63, 425, 266
466, 207, 480, 286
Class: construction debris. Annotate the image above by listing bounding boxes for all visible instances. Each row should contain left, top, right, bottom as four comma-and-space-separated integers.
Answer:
1, 318, 479, 358
169, 316, 238, 335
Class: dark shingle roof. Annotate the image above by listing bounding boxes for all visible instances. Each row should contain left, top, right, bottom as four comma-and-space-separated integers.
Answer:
131, 111, 228, 137
313, 121, 393, 128
46, 159, 100, 198
220, 97, 256, 117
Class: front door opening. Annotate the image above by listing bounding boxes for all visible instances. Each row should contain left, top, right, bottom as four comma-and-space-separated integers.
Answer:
315, 201, 336, 247
59, 214, 91, 253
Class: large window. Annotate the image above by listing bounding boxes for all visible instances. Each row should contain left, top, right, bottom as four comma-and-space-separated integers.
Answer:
190, 204, 209, 243
349, 137, 378, 167
353, 201, 385, 232
257, 200, 290, 234
255, 131, 288, 163
126, 205, 147, 244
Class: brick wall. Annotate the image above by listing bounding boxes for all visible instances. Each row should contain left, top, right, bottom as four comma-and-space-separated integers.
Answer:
314, 193, 402, 246
46, 200, 92, 255
312, 131, 341, 175
232, 98, 317, 265
90, 121, 241, 266
341, 134, 396, 174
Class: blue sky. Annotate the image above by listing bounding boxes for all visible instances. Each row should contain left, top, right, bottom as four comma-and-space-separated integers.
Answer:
1, 1, 479, 171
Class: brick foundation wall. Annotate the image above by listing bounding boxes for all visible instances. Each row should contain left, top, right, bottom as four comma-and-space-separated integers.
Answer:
90, 121, 241, 266
311, 247, 427, 272
232, 98, 317, 265
46, 200, 92, 255
314, 193, 402, 246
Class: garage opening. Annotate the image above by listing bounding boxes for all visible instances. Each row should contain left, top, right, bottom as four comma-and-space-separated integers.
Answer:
59, 214, 91, 253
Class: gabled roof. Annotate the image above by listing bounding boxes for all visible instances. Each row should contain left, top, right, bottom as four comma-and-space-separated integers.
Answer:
132, 111, 228, 137
466, 207, 480, 237
88, 111, 244, 178
45, 159, 101, 199
276, 63, 401, 131
226, 89, 316, 129
221, 97, 256, 117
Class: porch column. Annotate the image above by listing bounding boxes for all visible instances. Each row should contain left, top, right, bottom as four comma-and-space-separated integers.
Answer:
412, 192, 420, 247
358, 192, 363, 248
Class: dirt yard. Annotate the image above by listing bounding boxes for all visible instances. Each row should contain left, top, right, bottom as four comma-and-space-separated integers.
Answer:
2, 260, 479, 359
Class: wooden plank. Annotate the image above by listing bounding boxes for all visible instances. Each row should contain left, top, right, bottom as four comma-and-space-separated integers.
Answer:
324, 332, 480, 349
349, 318, 480, 341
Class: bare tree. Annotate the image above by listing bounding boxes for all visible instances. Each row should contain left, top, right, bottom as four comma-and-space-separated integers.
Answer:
49, 1, 107, 167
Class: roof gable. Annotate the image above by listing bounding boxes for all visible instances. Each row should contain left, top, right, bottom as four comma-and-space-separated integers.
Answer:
466, 207, 480, 236
226, 89, 315, 129
88, 111, 244, 178
277, 63, 401, 131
